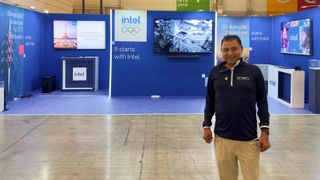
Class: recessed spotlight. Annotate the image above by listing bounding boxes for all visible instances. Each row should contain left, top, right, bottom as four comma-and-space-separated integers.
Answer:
30, 6, 35, 9
44, 10, 49, 14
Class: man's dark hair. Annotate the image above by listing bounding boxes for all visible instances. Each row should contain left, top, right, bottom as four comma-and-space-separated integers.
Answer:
221, 35, 243, 47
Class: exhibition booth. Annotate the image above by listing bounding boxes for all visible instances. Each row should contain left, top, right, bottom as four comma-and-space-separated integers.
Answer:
0, 2, 320, 112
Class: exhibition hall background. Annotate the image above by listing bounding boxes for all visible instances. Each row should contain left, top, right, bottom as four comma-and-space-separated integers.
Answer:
0, 2, 319, 102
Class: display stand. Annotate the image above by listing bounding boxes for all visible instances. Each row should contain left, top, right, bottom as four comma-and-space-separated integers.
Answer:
61, 56, 99, 91
255, 64, 305, 108
0, 81, 4, 112
309, 68, 320, 113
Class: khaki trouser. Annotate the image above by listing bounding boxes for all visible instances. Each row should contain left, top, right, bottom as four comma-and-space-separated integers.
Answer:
214, 136, 260, 180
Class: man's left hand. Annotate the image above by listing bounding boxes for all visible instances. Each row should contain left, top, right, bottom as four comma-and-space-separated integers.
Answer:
259, 132, 271, 152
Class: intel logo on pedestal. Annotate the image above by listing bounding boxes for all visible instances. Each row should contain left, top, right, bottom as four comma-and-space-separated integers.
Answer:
73, 67, 87, 81
269, 80, 276, 87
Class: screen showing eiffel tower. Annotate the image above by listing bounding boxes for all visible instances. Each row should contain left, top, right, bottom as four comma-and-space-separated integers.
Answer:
54, 21, 77, 49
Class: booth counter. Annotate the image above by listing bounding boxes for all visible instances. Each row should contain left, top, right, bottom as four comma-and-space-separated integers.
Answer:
255, 64, 305, 108
309, 67, 320, 113
0, 81, 4, 112
62, 56, 99, 91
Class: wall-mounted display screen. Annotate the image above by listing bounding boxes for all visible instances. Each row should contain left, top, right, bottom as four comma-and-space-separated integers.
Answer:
154, 19, 213, 53
281, 18, 311, 55
54, 20, 106, 49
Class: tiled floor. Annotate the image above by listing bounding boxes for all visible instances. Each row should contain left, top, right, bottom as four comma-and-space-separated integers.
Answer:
0, 114, 319, 180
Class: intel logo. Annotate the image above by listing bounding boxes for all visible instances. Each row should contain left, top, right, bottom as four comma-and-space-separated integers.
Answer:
74, 72, 85, 76
269, 80, 276, 86
121, 16, 141, 25
121, 16, 141, 34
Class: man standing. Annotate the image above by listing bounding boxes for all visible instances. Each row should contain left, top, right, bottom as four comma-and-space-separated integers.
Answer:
203, 35, 271, 180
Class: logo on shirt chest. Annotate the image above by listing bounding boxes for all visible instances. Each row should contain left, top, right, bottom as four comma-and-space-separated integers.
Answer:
224, 76, 250, 81
236, 76, 250, 80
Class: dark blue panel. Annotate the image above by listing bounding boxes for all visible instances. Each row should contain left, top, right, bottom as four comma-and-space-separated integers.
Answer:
278, 72, 291, 103
23, 9, 43, 93
64, 58, 96, 89
308, 69, 320, 113
42, 14, 110, 89
112, 11, 215, 96
249, 17, 272, 64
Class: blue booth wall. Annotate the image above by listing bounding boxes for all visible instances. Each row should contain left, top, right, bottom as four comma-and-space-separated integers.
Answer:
111, 10, 216, 96
1, 3, 317, 101
249, 17, 272, 64
272, 8, 320, 102
0, 2, 43, 99
42, 14, 110, 90
23, 9, 44, 93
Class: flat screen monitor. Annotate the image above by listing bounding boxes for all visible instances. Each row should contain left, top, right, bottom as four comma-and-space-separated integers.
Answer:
54, 20, 106, 49
154, 19, 213, 53
280, 18, 311, 55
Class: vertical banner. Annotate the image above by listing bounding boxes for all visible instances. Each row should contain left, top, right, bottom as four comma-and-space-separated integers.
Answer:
267, 0, 298, 15
217, 17, 250, 64
0, 3, 24, 100
298, 0, 320, 11
114, 10, 147, 42
177, 0, 210, 11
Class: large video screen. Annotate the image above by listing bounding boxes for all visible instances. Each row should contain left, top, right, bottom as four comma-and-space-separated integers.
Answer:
154, 19, 213, 53
281, 18, 311, 55
54, 20, 106, 49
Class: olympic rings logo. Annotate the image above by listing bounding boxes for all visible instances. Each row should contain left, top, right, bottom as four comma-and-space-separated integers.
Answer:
121, 26, 140, 34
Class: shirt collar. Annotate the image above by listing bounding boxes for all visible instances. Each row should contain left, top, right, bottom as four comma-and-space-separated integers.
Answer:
218, 58, 244, 73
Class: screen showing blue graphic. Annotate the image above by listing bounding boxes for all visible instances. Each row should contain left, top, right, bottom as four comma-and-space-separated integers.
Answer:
154, 19, 213, 53
280, 18, 311, 56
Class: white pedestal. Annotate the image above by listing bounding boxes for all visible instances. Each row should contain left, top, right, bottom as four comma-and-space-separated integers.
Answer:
255, 64, 305, 108
0, 87, 4, 112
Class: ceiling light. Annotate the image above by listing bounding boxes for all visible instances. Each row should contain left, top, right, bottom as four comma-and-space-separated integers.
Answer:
44, 10, 49, 14
30, 6, 35, 9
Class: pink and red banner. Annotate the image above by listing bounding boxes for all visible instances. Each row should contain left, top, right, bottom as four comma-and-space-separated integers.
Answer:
298, 0, 320, 11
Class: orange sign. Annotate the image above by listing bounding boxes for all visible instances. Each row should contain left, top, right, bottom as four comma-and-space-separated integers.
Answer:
267, 0, 298, 15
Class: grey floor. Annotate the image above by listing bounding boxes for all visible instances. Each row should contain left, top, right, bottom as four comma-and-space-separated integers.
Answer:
0, 114, 320, 180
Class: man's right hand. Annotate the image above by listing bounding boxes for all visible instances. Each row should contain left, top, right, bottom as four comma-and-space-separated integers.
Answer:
203, 128, 213, 143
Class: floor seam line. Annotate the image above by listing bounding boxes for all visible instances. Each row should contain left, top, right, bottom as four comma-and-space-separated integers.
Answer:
0, 116, 52, 154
